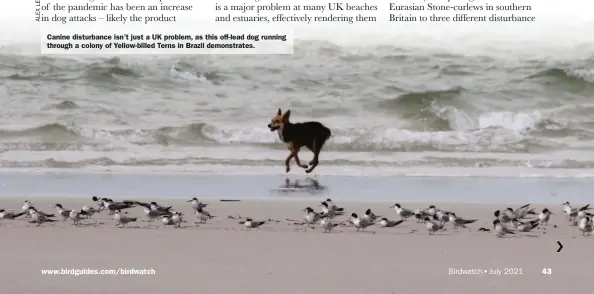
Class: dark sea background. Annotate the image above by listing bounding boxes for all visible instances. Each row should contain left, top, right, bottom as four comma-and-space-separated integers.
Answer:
1, 21, 594, 178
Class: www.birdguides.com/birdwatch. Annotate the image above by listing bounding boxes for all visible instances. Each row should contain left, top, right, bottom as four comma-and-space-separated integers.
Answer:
40, 268, 156, 276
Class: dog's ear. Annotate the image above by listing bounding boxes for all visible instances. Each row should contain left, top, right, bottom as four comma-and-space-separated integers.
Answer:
277, 108, 282, 116
282, 110, 291, 121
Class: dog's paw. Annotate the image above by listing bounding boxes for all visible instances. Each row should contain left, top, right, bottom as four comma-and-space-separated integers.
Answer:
305, 169, 312, 174
286, 167, 291, 173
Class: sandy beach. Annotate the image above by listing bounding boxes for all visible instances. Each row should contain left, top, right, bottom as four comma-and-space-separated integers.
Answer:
0, 196, 591, 293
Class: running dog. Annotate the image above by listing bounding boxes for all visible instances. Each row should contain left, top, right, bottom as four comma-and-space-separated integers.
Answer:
267, 108, 331, 173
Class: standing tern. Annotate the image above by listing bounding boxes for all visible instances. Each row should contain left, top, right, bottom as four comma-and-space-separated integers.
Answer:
187, 198, 208, 210
149, 202, 172, 213
505, 205, 535, 219
363, 209, 381, 223
113, 210, 138, 227
320, 216, 338, 233
538, 208, 552, 227
562, 202, 590, 222
0, 209, 27, 219
324, 199, 344, 212
22, 200, 33, 218
320, 202, 344, 218
379, 218, 404, 228
161, 215, 174, 226
424, 205, 437, 217
578, 216, 593, 236
54, 204, 72, 221
244, 218, 266, 228
516, 219, 539, 232
424, 217, 445, 235
303, 207, 324, 228
91, 196, 105, 212
493, 219, 515, 238
143, 207, 171, 222
448, 213, 477, 228
81, 205, 99, 218
171, 212, 183, 228
99, 198, 135, 215
195, 207, 215, 223
414, 208, 428, 223
391, 204, 414, 220
28, 207, 56, 226
133, 201, 171, 221
69, 209, 87, 225
494, 210, 516, 224
433, 210, 451, 224
349, 213, 374, 231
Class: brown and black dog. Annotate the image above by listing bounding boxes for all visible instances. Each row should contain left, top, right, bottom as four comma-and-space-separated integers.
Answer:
268, 109, 331, 173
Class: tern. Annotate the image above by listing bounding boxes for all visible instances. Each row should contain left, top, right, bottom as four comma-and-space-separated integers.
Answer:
433, 210, 451, 224
133, 201, 172, 221
493, 219, 515, 238
538, 208, 552, 227
303, 207, 324, 228
81, 205, 99, 218
149, 202, 172, 213
22, 200, 33, 218
505, 205, 535, 219
391, 203, 414, 220
0, 209, 27, 219
171, 212, 183, 228
28, 207, 56, 226
562, 202, 591, 222
69, 209, 87, 225
424, 217, 445, 235
424, 205, 437, 217
320, 216, 338, 233
142, 207, 171, 222
516, 219, 539, 232
448, 213, 477, 228
244, 218, 266, 228
99, 198, 135, 215
113, 210, 138, 227
161, 215, 174, 226
363, 209, 381, 223
91, 196, 105, 212
494, 210, 516, 223
349, 213, 374, 231
414, 208, 428, 223
324, 198, 344, 212
187, 197, 208, 210
195, 207, 215, 223
320, 202, 344, 218
54, 204, 72, 221
579, 216, 593, 236
379, 217, 404, 228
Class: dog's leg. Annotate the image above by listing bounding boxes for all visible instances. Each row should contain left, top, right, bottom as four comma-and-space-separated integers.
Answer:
308, 138, 319, 166
294, 153, 308, 169
285, 148, 299, 173
306, 139, 321, 173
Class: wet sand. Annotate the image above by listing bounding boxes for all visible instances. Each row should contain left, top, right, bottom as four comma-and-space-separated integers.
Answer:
2, 171, 594, 204
0, 197, 591, 293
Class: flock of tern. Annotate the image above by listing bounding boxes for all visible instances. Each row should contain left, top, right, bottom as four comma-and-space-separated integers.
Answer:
0, 197, 591, 237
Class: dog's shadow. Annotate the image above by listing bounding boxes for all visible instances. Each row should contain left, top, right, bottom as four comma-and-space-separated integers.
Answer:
273, 178, 327, 195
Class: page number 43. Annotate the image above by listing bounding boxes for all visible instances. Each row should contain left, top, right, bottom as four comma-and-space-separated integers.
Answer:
542, 268, 552, 275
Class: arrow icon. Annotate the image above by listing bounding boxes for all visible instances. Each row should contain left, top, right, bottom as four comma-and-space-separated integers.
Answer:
557, 241, 563, 252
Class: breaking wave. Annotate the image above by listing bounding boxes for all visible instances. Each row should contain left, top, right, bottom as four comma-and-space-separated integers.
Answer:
0, 115, 589, 153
